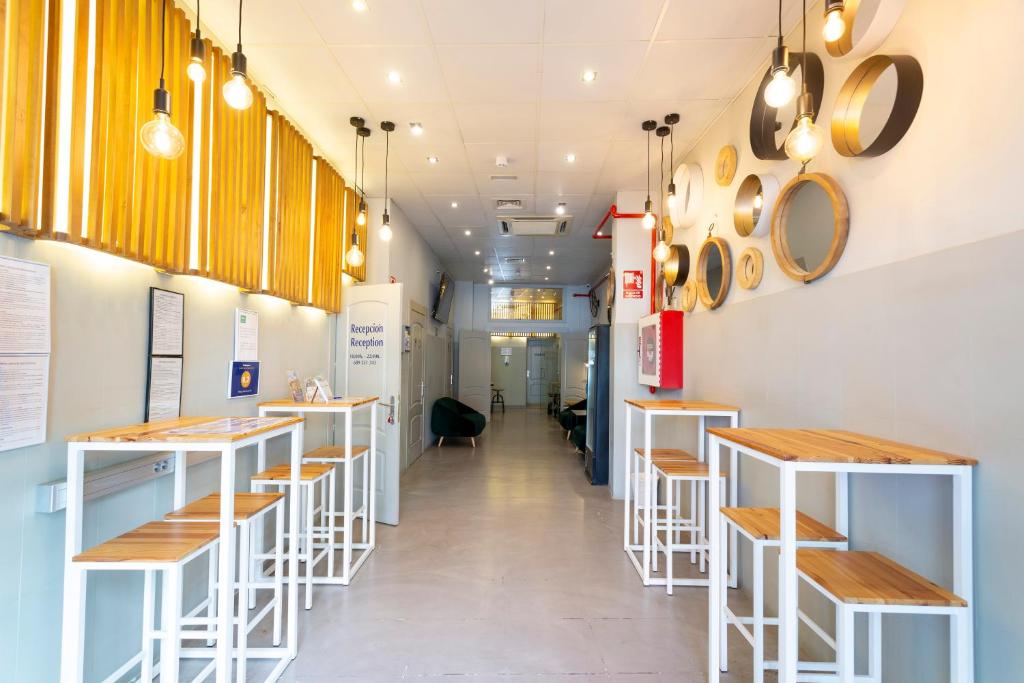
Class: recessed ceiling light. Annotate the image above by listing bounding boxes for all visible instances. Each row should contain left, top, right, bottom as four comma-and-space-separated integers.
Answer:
549, 249, 555, 255
451, 201, 458, 208
474, 250, 480, 255
487, 278, 494, 285
596, 230, 603, 236
546, 265, 552, 270
409, 122, 423, 136
352, 0, 368, 11
581, 70, 597, 83
544, 277, 549, 281
387, 70, 402, 85
427, 155, 439, 164
464, 229, 472, 236
483, 267, 488, 273
565, 152, 576, 163
555, 203, 566, 216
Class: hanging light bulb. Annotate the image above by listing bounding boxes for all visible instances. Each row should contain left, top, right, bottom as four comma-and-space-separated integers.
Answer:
346, 231, 364, 267
379, 213, 393, 241
653, 231, 671, 263
187, 0, 206, 83
223, 0, 253, 110
641, 199, 656, 230
785, 93, 826, 163
641, 119, 656, 229
763, 1, 796, 108
141, 0, 185, 160
379, 120, 395, 241
822, 0, 846, 42
356, 200, 367, 226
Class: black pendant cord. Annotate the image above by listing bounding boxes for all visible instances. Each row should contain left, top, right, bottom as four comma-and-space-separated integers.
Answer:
778, 0, 783, 46
360, 134, 366, 202
645, 128, 651, 203
237, 0, 244, 50
801, 0, 807, 95
659, 134, 665, 229
384, 130, 390, 206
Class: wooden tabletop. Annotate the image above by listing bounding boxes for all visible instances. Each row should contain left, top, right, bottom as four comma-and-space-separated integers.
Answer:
624, 398, 740, 413
797, 549, 967, 607
706, 428, 977, 466
259, 396, 379, 409
67, 416, 305, 444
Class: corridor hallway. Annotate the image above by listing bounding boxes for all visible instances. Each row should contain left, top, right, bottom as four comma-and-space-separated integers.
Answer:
281, 406, 752, 681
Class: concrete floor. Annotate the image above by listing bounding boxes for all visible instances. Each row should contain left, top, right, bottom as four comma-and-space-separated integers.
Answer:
257, 406, 757, 681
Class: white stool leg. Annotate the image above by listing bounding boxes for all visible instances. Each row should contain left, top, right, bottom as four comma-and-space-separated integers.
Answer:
160, 564, 183, 683
141, 570, 155, 682
869, 611, 882, 682
305, 483, 315, 609
838, 606, 856, 683
361, 454, 369, 543
343, 458, 354, 585
665, 477, 673, 596
652, 473, 660, 574
248, 516, 258, 610
673, 479, 681, 547
273, 500, 284, 646
689, 480, 697, 564
236, 522, 250, 683
752, 540, 764, 683
206, 545, 217, 647
719, 520, 728, 672
327, 468, 337, 578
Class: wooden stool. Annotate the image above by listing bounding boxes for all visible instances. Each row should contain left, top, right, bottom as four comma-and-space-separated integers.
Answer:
165, 492, 285, 682
653, 459, 726, 593
251, 463, 334, 609
303, 445, 372, 584
718, 508, 847, 682
69, 521, 221, 683
796, 549, 968, 682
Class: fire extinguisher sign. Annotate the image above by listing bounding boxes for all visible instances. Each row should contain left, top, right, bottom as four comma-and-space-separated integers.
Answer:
623, 270, 644, 299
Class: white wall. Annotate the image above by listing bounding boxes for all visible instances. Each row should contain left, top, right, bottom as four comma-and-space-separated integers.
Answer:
609, 0, 1024, 680
490, 337, 527, 406
0, 235, 334, 681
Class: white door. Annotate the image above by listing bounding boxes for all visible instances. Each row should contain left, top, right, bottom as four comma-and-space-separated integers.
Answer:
562, 333, 589, 405
336, 283, 402, 526
527, 344, 546, 404
457, 329, 491, 419
406, 305, 426, 467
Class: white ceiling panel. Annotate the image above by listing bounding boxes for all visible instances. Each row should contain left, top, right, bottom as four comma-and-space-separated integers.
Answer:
436, 45, 542, 103
300, 0, 433, 45
398, 141, 472, 174
534, 172, 599, 196
474, 172, 536, 196
538, 100, 630, 142
536, 140, 609, 173
425, 195, 488, 228
542, 0, 666, 43
329, 44, 448, 102
464, 142, 537, 174
540, 42, 649, 102
409, 171, 479, 195
658, 0, 804, 40
246, 45, 362, 106
452, 102, 538, 144
186, 0, 320, 46
631, 38, 774, 101
422, 0, 545, 44
364, 102, 465, 148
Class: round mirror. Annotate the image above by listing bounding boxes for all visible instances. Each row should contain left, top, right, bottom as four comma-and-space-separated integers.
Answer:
680, 279, 697, 313
714, 145, 737, 186
664, 244, 690, 288
832, 55, 922, 157
697, 237, 731, 310
771, 173, 849, 283
669, 163, 703, 228
733, 174, 780, 237
750, 52, 825, 160
826, 0, 907, 60
738, 248, 764, 290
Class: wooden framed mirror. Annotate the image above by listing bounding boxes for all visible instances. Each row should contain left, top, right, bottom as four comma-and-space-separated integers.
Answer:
770, 173, 849, 283
738, 248, 764, 289
669, 163, 703, 228
831, 55, 923, 158
696, 236, 731, 310
663, 244, 689, 289
680, 279, 698, 313
714, 145, 737, 186
733, 174, 780, 237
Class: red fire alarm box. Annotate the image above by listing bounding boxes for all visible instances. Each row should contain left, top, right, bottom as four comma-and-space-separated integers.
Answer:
637, 311, 684, 389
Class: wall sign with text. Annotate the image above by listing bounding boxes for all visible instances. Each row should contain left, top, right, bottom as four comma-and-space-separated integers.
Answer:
623, 270, 645, 299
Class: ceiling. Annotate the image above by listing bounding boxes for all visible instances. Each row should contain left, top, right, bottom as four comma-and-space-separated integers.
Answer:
181, 0, 805, 286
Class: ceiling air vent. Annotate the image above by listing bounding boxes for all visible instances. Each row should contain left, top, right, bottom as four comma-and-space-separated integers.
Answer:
490, 175, 518, 182
494, 198, 523, 210
503, 256, 527, 264
497, 216, 573, 236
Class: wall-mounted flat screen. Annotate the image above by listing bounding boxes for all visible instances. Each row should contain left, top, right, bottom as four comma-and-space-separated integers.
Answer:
432, 272, 455, 324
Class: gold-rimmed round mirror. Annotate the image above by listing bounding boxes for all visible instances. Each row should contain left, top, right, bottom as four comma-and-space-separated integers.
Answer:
714, 145, 737, 186
733, 174, 780, 238
696, 237, 731, 310
663, 244, 689, 289
770, 173, 850, 283
738, 248, 764, 289
831, 54, 922, 158
825, 0, 908, 59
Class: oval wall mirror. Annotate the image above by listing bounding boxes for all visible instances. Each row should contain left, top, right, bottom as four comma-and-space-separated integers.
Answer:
770, 173, 850, 283
663, 244, 690, 288
669, 163, 703, 228
750, 52, 825, 160
832, 55, 923, 157
738, 247, 764, 290
825, 0, 908, 60
733, 173, 780, 238
697, 237, 731, 310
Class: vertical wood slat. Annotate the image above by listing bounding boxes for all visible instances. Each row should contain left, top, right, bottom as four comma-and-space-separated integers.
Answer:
311, 157, 344, 312
265, 112, 312, 304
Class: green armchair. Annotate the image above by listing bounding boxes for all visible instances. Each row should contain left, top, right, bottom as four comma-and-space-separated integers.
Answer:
558, 398, 587, 433
432, 397, 486, 448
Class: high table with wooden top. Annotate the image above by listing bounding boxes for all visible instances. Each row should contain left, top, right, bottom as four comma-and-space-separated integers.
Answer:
623, 399, 741, 587
61, 416, 305, 683
705, 428, 977, 683
258, 397, 378, 584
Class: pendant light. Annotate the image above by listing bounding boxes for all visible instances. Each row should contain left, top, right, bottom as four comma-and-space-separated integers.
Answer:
356, 126, 370, 226
664, 113, 679, 210
222, 0, 253, 110
784, 0, 825, 164
346, 117, 366, 267
187, 0, 206, 82
822, 0, 847, 42
641, 120, 657, 230
379, 121, 395, 242
653, 125, 671, 263
140, 0, 185, 160
346, 231, 365, 268
763, 0, 797, 108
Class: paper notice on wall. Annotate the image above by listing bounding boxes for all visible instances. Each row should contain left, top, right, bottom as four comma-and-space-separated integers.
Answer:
150, 288, 184, 356
0, 255, 51, 354
233, 308, 258, 361
146, 356, 183, 422
0, 355, 49, 452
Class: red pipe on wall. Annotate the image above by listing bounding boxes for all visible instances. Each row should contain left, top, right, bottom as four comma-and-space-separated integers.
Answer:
591, 204, 647, 240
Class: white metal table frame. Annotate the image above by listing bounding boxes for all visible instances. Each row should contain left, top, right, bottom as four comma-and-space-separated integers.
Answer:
622, 402, 740, 587
258, 399, 378, 585
707, 434, 975, 683
60, 418, 305, 683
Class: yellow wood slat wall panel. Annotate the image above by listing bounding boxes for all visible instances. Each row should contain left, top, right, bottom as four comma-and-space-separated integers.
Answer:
266, 112, 311, 304
311, 157, 344, 312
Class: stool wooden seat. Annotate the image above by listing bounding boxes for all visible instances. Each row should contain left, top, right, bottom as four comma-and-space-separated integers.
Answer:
251, 463, 333, 482
303, 445, 368, 461
633, 447, 696, 462
797, 549, 966, 607
72, 521, 220, 564
655, 460, 715, 478
165, 493, 285, 522
721, 507, 847, 543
